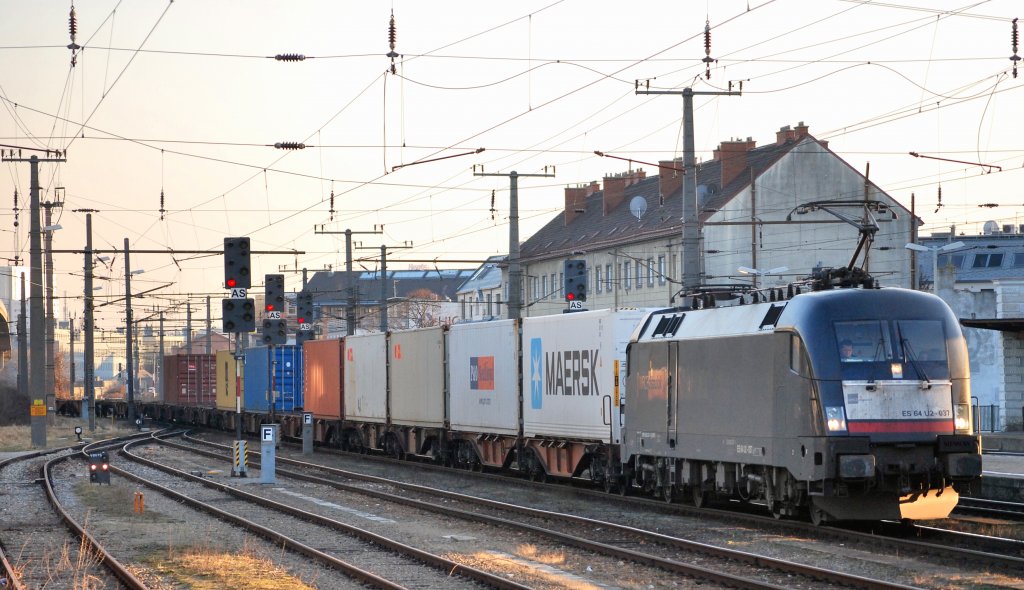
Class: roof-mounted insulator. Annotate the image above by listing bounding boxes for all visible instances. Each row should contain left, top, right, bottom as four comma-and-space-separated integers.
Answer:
159, 189, 166, 221
1012, 18, 1020, 79
934, 185, 943, 214
329, 188, 335, 221
275, 53, 306, 62
274, 142, 306, 150
702, 20, 715, 79
387, 10, 399, 74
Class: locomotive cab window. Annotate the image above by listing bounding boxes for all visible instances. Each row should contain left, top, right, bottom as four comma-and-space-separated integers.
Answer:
835, 321, 890, 363
789, 334, 809, 376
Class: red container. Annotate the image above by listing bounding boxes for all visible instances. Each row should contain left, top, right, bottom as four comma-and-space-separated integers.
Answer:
303, 338, 343, 419
162, 354, 216, 406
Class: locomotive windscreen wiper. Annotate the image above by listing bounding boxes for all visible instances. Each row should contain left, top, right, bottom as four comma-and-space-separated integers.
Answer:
896, 324, 930, 387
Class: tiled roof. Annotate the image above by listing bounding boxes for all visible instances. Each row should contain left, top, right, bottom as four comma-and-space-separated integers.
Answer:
519, 139, 797, 262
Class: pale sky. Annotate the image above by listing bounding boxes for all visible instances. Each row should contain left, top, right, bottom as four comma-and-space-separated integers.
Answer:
1, 0, 1021, 329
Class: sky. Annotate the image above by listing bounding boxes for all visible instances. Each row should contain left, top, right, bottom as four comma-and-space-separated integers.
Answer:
0, 0, 1021, 330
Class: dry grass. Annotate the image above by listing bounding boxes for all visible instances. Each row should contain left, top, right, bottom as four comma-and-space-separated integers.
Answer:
144, 541, 317, 590
9, 535, 106, 589
0, 416, 138, 451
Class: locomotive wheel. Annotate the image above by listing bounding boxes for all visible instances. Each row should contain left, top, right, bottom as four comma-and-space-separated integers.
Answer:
809, 504, 828, 526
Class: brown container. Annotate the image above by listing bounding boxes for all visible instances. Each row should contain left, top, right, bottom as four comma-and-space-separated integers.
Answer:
162, 354, 216, 407
303, 338, 343, 419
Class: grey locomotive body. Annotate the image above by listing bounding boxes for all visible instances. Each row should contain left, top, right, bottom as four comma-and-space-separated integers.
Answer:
622, 287, 981, 522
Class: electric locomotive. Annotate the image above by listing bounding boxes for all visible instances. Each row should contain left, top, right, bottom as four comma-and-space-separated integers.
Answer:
622, 285, 981, 523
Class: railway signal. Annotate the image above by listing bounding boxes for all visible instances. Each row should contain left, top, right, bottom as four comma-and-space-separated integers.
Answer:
224, 237, 251, 290
223, 297, 256, 332
564, 259, 587, 302
88, 451, 110, 484
295, 290, 314, 344
262, 274, 287, 344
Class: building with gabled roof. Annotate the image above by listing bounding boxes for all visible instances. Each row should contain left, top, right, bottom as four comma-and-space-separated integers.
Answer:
517, 122, 915, 317
304, 268, 472, 336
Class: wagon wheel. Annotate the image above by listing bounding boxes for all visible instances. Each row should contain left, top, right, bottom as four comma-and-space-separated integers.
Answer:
662, 484, 675, 504
692, 484, 710, 509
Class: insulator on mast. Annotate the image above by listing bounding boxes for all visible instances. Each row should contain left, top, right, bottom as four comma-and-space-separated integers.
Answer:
387, 10, 399, 74
159, 189, 165, 221
1012, 18, 1020, 79
702, 20, 715, 79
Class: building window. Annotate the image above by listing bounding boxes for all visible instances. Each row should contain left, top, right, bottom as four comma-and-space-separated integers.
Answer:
461, 297, 467, 319
558, 272, 563, 298
487, 294, 493, 316
496, 295, 502, 316
595, 265, 603, 293
1014, 252, 1024, 267
647, 258, 655, 286
624, 261, 632, 289
937, 253, 965, 270
541, 275, 548, 300
636, 260, 643, 289
972, 253, 1003, 268
605, 263, 613, 292
658, 255, 666, 285
532, 277, 538, 302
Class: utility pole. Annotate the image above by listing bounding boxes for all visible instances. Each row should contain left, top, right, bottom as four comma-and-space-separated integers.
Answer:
124, 237, 137, 424
43, 199, 61, 424
76, 209, 98, 431
356, 242, 412, 332
636, 86, 740, 297
185, 301, 192, 354
2, 150, 66, 447
17, 273, 27, 405
205, 295, 211, 353
69, 317, 75, 405
158, 311, 164, 398
473, 168, 555, 320
313, 226, 383, 335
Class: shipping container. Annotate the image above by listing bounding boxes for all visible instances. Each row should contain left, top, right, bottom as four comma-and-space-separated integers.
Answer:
215, 350, 239, 411
448, 320, 519, 435
243, 345, 304, 413
343, 332, 387, 423
521, 309, 647, 443
389, 327, 445, 428
303, 338, 344, 419
162, 354, 217, 407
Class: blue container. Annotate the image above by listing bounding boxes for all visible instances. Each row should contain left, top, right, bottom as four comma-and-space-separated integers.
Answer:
243, 344, 304, 412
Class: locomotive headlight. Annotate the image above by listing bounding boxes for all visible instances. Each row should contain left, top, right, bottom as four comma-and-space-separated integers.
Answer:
954, 403, 971, 433
825, 406, 847, 432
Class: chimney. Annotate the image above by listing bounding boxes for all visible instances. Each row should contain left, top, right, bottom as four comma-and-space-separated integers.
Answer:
717, 137, 756, 188
602, 172, 628, 216
794, 121, 809, 139
659, 158, 683, 202
776, 124, 797, 145
564, 181, 598, 225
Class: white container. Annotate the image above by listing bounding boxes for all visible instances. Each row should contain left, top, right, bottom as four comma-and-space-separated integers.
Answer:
522, 309, 647, 443
389, 327, 446, 428
344, 332, 387, 423
448, 320, 519, 435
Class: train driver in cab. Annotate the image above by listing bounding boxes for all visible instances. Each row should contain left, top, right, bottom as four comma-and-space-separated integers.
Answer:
839, 339, 859, 362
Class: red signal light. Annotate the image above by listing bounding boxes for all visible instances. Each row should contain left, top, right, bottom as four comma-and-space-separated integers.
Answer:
226, 278, 237, 288
567, 292, 575, 301
298, 317, 305, 324
266, 304, 274, 311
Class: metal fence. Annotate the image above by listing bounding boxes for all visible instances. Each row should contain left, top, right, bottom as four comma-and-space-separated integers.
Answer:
973, 404, 1000, 433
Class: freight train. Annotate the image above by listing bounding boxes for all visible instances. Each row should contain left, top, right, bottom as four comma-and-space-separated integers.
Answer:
94, 283, 980, 524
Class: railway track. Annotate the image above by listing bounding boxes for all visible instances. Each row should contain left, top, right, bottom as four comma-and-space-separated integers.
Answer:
155, 431, 972, 590
113, 435, 532, 590
0, 435, 152, 590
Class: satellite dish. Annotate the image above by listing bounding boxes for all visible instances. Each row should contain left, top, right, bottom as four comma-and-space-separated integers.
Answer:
983, 220, 999, 235
629, 196, 648, 221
